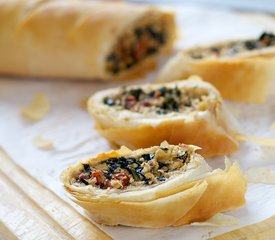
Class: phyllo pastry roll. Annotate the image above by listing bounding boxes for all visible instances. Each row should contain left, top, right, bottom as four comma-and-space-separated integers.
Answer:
60, 142, 247, 228
88, 76, 239, 158
156, 32, 275, 103
0, 0, 175, 80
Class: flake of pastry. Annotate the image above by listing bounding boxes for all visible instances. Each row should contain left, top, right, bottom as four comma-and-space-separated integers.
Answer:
236, 135, 275, 147
21, 93, 51, 121
80, 97, 89, 110
32, 135, 54, 150
245, 167, 275, 184
190, 213, 239, 227
270, 122, 275, 131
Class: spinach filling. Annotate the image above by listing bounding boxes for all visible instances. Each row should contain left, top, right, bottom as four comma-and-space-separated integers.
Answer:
106, 23, 167, 75
103, 86, 208, 115
74, 147, 190, 190
190, 32, 275, 59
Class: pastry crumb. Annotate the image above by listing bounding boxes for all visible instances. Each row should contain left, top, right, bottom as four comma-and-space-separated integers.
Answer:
236, 135, 275, 147
190, 213, 239, 227
32, 135, 54, 151
245, 167, 275, 184
80, 97, 89, 110
270, 122, 275, 131
228, 106, 241, 117
21, 93, 51, 121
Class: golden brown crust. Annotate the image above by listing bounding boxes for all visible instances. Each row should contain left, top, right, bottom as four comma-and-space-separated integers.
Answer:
0, 0, 175, 80
71, 181, 207, 228
60, 144, 247, 228
95, 118, 239, 158
88, 77, 239, 158
156, 44, 275, 103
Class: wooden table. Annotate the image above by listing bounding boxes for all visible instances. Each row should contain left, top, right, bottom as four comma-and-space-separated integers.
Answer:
0, 148, 274, 240
0, 149, 111, 240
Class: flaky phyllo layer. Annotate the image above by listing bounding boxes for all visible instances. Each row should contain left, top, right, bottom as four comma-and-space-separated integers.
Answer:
187, 32, 275, 59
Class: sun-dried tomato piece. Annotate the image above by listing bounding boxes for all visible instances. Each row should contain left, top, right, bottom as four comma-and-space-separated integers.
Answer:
78, 172, 90, 179
141, 101, 151, 107
113, 173, 130, 187
125, 95, 136, 109
105, 179, 112, 188
92, 170, 104, 185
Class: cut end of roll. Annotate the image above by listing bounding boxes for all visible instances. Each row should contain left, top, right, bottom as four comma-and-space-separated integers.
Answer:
155, 32, 275, 103
60, 142, 246, 228
87, 76, 239, 158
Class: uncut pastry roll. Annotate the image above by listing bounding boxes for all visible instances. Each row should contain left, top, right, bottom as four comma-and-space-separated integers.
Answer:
156, 32, 275, 103
0, 0, 175, 80
61, 141, 247, 228
88, 76, 239, 158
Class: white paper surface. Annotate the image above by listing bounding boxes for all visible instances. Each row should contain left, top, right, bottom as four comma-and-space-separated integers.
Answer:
1, 5, 275, 240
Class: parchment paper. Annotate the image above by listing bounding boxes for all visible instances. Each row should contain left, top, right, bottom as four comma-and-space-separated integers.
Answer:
1, 5, 275, 240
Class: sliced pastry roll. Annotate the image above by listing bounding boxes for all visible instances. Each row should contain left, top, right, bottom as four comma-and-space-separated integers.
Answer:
0, 0, 175, 80
156, 32, 275, 102
88, 76, 239, 158
60, 142, 247, 228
